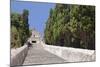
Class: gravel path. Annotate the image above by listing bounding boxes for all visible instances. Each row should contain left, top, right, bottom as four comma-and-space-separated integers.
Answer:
23, 44, 66, 65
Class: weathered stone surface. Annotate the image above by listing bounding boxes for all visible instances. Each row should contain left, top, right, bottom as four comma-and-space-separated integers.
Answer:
11, 41, 95, 66
23, 44, 66, 65
11, 44, 28, 66
42, 43, 95, 62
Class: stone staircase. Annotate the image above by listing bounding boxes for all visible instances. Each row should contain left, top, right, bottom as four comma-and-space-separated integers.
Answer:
23, 43, 66, 65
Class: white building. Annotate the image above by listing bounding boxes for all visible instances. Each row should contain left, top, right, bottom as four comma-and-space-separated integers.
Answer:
29, 29, 41, 44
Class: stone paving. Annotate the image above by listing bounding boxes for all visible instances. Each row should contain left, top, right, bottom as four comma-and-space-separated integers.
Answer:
23, 43, 66, 65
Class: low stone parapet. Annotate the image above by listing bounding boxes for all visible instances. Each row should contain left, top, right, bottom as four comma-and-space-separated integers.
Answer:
42, 43, 95, 62
11, 44, 28, 66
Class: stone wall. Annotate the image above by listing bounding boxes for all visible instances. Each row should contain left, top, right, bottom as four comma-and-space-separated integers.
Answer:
41, 42, 95, 62
11, 44, 28, 66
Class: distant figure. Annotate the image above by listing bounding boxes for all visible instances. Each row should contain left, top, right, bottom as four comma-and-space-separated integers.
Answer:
26, 40, 32, 48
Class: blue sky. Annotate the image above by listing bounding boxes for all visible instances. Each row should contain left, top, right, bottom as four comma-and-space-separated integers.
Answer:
11, 0, 55, 36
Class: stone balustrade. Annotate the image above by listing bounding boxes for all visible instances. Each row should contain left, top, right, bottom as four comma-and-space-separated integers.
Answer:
11, 44, 28, 66
41, 42, 95, 62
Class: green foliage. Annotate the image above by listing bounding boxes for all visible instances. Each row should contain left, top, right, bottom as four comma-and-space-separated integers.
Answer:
11, 26, 21, 48
11, 9, 30, 48
44, 4, 95, 50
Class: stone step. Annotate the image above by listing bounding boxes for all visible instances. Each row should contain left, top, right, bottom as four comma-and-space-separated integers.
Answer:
23, 44, 66, 65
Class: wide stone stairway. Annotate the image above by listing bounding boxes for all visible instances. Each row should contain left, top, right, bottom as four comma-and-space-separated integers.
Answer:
23, 43, 66, 65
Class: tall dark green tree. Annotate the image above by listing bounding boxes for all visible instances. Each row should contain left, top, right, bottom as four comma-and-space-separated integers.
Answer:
44, 4, 95, 50
11, 9, 30, 48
